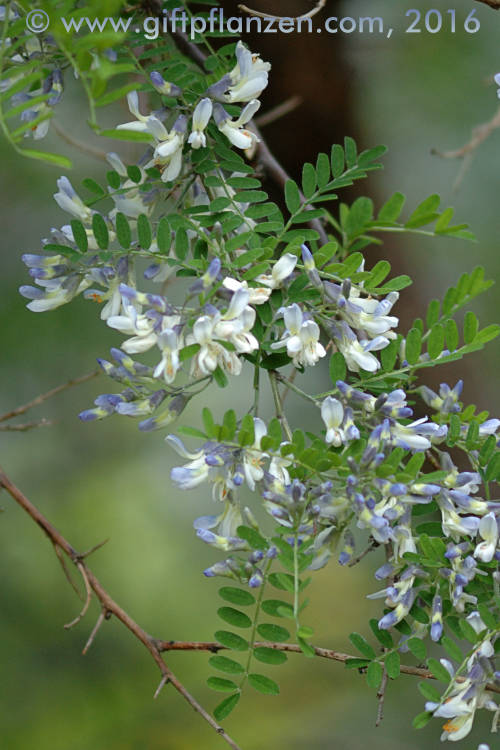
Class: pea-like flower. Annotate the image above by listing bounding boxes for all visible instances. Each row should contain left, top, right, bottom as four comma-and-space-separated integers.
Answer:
189, 313, 242, 377
226, 41, 271, 103
116, 91, 152, 133
331, 320, 389, 373
271, 303, 326, 367
107, 303, 158, 354
153, 329, 182, 384
213, 100, 260, 150
149, 71, 182, 97
54, 177, 93, 223
222, 277, 271, 305
255, 253, 297, 289
474, 512, 499, 563
149, 114, 188, 183
321, 397, 345, 446
188, 98, 213, 150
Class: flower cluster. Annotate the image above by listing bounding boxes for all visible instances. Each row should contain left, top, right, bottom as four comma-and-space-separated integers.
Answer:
116, 42, 270, 182
425, 621, 499, 742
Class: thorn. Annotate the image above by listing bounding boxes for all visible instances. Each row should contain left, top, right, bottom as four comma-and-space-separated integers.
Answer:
64, 563, 92, 629
154, 675, 170, 699
82, 610, 106, 655
78, 538, 110, 560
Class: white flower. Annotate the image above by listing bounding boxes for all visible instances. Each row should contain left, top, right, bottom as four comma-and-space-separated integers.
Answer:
117, 91, 152, 132
54, 177, 92, 223
189, 314, 242, 377
255, 253, 297, 289
215, 100, 260, 150
474, 512, 498, 563
84, 277, 123, 320
22, 276, 91, 313
391, 418, 433, 451
342, 290, 399, 339
465, 611, 488, 635
340, 335, 388, 373
321, 397, 345, 446
478, 418, 500, 437
271, 304, 326, 367
222, 277, 271, 305
296, 321, 326, 366
107, 303, 158, 354
214, 288, 259, 354
167, 436, 209, 489
150, 118, 187, 182
242, 418, 268, 490
269, 450, 292, 484
495, 73, 500, 98
105, 152, 151, 219
154, 329, 181, 384
226, 42, 271, 103
188, 98, 213, 149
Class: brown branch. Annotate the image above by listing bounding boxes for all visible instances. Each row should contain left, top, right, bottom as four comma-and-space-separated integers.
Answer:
255, 95, 303, 128
52, 122, 108, 162
0, 419, 52, 431
432, 106, 500, 161
0, 369, 100, 424
347, 540, 378, 568
474, 0, 500, 8
157, 641, 500, 695
376, 664, 389, 727
0, 469, 242, 750
238, 0, 327, 20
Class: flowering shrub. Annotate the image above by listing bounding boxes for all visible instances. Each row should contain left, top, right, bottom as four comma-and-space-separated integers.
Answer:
2, 1, 500, 747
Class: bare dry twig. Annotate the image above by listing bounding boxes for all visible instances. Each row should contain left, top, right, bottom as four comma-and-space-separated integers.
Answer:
433, 107, 500, 161
0, 369, 100, 424
432, 106, 500, 191
347, 540, 378, 568
376, 664, 389, 727
52, 122, 108, 162
0, 419, 52, 431
238, 0, 327, 21
0, 469, 243, 750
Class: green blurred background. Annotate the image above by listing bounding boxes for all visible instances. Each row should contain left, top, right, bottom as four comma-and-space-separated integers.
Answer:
1, 1, 499, 748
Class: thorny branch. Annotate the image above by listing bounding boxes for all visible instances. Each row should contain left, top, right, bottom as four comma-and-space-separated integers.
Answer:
1, 457, 499, 741
238, 0, 327, 21
157, 641, 500, 695
0, 469, 243, 750
1, 469, 499, 707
